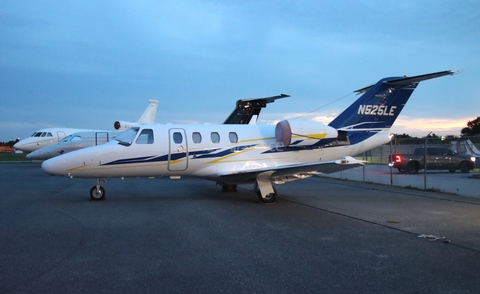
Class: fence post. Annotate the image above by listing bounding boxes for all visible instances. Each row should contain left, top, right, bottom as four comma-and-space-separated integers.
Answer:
424, 137, 428, 190
390, 137, 393, 186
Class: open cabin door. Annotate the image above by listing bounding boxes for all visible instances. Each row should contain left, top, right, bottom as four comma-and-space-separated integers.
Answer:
168, 128, 188, 171
56, 131, 66, 142
95, 132, 109, 145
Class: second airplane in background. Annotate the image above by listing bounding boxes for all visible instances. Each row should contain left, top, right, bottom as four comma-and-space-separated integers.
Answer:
15, 100, 158, 155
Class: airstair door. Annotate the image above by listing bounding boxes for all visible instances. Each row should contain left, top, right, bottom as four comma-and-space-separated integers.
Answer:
95, 132, 109, 145
56, 131, 67, 142
168, 128, 188, 171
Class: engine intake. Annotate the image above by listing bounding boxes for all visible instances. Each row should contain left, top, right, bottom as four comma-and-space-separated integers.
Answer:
114, 121, 137, 130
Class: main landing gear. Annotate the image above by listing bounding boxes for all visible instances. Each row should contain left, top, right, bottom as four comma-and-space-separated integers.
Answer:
218, 172, 277, 203
220, 183, 237, 192
90, 179, 106, 201
254, 172, 277, 204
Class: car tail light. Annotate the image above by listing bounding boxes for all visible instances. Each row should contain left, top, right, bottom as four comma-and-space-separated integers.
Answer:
395, 155, 402, 163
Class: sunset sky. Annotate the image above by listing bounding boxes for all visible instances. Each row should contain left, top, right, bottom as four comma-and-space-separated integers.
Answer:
1, 1, 479, 141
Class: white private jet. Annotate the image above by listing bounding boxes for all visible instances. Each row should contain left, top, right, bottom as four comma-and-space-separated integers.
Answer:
14, 100, 158, 153
26, 130, 121, 160
42, 70, 458, 203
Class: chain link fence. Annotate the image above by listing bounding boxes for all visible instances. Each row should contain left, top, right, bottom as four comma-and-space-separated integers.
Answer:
323, 135, 480, 197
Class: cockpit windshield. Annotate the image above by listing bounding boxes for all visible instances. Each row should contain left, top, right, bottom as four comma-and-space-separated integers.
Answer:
60, 135, 82, 142
61, 135, 73, 142
31, 132, 53, 137
115, 127, 139, 146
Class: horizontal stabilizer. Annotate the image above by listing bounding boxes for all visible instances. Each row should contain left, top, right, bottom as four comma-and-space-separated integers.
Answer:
354, 70, 458, 94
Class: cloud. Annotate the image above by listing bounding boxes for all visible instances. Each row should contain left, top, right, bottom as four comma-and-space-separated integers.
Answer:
391, 116, 468, 136
257, 111, 467, 137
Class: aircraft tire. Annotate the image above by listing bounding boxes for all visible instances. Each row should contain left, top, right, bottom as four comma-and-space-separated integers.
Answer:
221, 184, 237, 192
256, 187, 277, 204
90, 186, 106, 201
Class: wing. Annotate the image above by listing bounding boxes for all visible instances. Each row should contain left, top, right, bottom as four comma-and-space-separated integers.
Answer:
215, 156, 364, 184
223, 94, 290, 124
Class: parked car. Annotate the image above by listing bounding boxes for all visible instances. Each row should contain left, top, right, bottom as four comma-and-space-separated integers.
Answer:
389, 147, 475, 174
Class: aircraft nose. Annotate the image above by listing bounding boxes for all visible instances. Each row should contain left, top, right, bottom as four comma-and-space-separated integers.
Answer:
13, 141, 37, 152
26, 148, 50, 160
25, 150, 40, 160
13, 142, 24, 150
42, 157, 65, 176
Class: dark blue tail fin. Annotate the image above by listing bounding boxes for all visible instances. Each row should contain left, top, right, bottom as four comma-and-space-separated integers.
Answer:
329, 71, 456, 134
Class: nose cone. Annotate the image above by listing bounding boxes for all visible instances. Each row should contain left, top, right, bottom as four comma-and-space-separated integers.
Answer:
13, 139, 41, 152
26, 149, 45, 160
13, 141, 30, 152
26, 145, 60, 160
42, 156, 67, 176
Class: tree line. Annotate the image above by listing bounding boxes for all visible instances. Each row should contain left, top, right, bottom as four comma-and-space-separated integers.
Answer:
461, 117, 480, 136
0, 139, 19, 147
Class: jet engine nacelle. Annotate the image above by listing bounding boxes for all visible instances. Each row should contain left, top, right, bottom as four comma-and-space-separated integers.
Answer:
114, 121, 138, 130
275, 120, 338, 147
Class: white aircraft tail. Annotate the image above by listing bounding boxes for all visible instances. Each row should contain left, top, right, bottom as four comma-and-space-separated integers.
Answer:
137, 100, 158, 124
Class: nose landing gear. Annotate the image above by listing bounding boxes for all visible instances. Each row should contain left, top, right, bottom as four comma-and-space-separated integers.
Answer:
90, 178, 107, 201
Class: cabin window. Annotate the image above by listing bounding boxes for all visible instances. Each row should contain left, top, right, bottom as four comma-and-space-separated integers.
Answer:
211, 132, 220, 143
229, 132, 238, 143
192, 132, 202, 143
173, 132, 183, 144
47, 132, 53, 137
136, 129, 154, 144
34, 132, 42, 137
40, 132, 47, 137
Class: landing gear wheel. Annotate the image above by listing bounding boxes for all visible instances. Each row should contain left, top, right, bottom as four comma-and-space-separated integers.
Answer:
221, 184, 237, 192
256, 187, 277, 203
90, 186, 105, 201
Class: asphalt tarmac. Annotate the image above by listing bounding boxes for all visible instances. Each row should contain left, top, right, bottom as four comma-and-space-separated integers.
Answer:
2, 163, 480, 293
